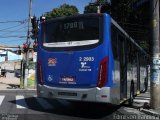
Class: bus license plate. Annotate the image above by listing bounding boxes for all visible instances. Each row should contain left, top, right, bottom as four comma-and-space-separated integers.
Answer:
61, 76, 75, 82
58, 92, 77, 96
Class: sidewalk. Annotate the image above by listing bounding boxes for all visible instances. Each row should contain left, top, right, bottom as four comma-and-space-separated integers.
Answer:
0, 72, 36, 90
133, 87, 160, 117
0, 72, 20, 90
140, 99, 160, 117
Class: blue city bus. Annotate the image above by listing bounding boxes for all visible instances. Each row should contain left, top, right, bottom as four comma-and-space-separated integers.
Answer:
36, 13, 149, 105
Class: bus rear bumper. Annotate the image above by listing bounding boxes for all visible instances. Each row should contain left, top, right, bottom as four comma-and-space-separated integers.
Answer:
37, 84, 112, 103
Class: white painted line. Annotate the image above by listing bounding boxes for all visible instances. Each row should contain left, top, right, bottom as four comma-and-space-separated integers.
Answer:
16, 95, 28, 109
34, 95, 53, 110
135, 97, 150, 100
134, 99, 150, 103
0, 95, 5, 106
145, 92, 150, 94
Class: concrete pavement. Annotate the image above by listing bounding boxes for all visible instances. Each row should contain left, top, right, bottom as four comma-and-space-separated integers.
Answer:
132, 86, 160, 118
0, 72, 20, 90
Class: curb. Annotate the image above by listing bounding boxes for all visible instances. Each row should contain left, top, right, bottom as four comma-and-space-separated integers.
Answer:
140, 108, 160, 117
0, 88, 36, 91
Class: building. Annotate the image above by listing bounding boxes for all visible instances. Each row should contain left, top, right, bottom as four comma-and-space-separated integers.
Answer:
0, 50, 22, 62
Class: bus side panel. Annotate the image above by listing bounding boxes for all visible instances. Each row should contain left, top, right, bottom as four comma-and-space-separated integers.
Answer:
109, 22, 121, 105
109, 45, 121, 104
103, 15, 120, 104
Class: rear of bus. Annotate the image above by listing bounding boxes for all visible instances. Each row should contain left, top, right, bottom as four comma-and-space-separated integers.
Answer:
37, 13, 114, 103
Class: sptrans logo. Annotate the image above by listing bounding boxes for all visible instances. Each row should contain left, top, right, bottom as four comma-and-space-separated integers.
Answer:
48, 58, 57, 66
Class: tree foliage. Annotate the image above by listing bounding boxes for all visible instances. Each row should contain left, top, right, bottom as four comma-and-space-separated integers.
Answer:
84, 5, 97, 14
111, 0, 150, 53
84, 0, 151, 53
84, 0, 111, 14
44, 4, 79, 19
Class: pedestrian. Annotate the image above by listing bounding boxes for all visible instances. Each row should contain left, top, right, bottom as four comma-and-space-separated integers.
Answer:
0, 66, 1, 77
3, 69, 6, 77
1, 67, 6, 77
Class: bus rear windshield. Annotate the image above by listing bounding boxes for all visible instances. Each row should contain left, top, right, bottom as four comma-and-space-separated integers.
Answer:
41, 17, 100, 50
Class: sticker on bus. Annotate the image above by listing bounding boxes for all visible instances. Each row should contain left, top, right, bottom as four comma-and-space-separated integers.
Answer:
47, 75, 54, 82
48, 58, 57, 66
59, 76, 77, 85
61, 76, 75, 82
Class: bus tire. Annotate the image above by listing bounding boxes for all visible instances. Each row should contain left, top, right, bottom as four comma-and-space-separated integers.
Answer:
129, 80, 134, 106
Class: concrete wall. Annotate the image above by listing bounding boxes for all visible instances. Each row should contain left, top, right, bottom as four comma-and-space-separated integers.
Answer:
0, 51, 22, 62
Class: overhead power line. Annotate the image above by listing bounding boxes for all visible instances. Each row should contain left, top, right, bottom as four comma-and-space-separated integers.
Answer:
0, 26, 28, 36
0, 30, 27, 33
0, 22, 27, 32
0, 19, 27, 24
0, 35, 27, 38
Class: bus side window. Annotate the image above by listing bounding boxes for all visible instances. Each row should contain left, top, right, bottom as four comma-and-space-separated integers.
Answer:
127, 41, 132, 63
111, 24, 118, 59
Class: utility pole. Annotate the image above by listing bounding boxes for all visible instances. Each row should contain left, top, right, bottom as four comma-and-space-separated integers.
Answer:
24, 0, 32, 88
150, 0, 160, 109
27, 0, 32, 65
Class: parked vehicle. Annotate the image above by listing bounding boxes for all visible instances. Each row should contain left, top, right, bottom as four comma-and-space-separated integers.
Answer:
1, 69, 6, 77
14, 69, 21, 78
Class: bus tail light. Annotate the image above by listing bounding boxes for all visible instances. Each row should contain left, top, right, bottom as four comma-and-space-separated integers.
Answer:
37, 61, 44, 85
98, 57, 108, 88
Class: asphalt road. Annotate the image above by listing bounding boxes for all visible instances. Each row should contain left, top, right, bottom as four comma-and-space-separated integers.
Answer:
0, 90, 150, 120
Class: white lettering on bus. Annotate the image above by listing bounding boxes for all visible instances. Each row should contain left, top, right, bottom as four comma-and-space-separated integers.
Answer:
79, 57, 94, 62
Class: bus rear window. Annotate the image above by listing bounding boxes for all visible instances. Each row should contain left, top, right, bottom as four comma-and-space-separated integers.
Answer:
41, 17, 100, 49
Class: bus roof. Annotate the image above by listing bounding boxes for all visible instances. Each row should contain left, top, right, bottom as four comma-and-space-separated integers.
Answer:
42, 13, 149, 56
43, 13, 104, 23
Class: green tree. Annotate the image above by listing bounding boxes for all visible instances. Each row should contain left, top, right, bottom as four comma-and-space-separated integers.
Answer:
44, 4, 79, 19
84, 5, 97, 14
111, 0, 150, 53
84, 0, 111, 14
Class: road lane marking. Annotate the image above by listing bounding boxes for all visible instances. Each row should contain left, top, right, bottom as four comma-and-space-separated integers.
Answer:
0, 95, 5, 106
135, 97, 150, 100
133, 99, 150, 103
34, 95, 53, 110
16, 95, 28, 109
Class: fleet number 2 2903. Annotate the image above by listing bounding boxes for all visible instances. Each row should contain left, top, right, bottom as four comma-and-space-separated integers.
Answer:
79, 57, 94, 62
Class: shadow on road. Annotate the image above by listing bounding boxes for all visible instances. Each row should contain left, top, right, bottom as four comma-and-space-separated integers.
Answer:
7, 84, 20, 89
10, 97, 121, 119
66, 101, 121, 119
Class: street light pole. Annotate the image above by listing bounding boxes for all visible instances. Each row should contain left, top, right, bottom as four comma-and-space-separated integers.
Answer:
26, 0, 32, 65
24, 0, 32, 88
150, 0, 160, 109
